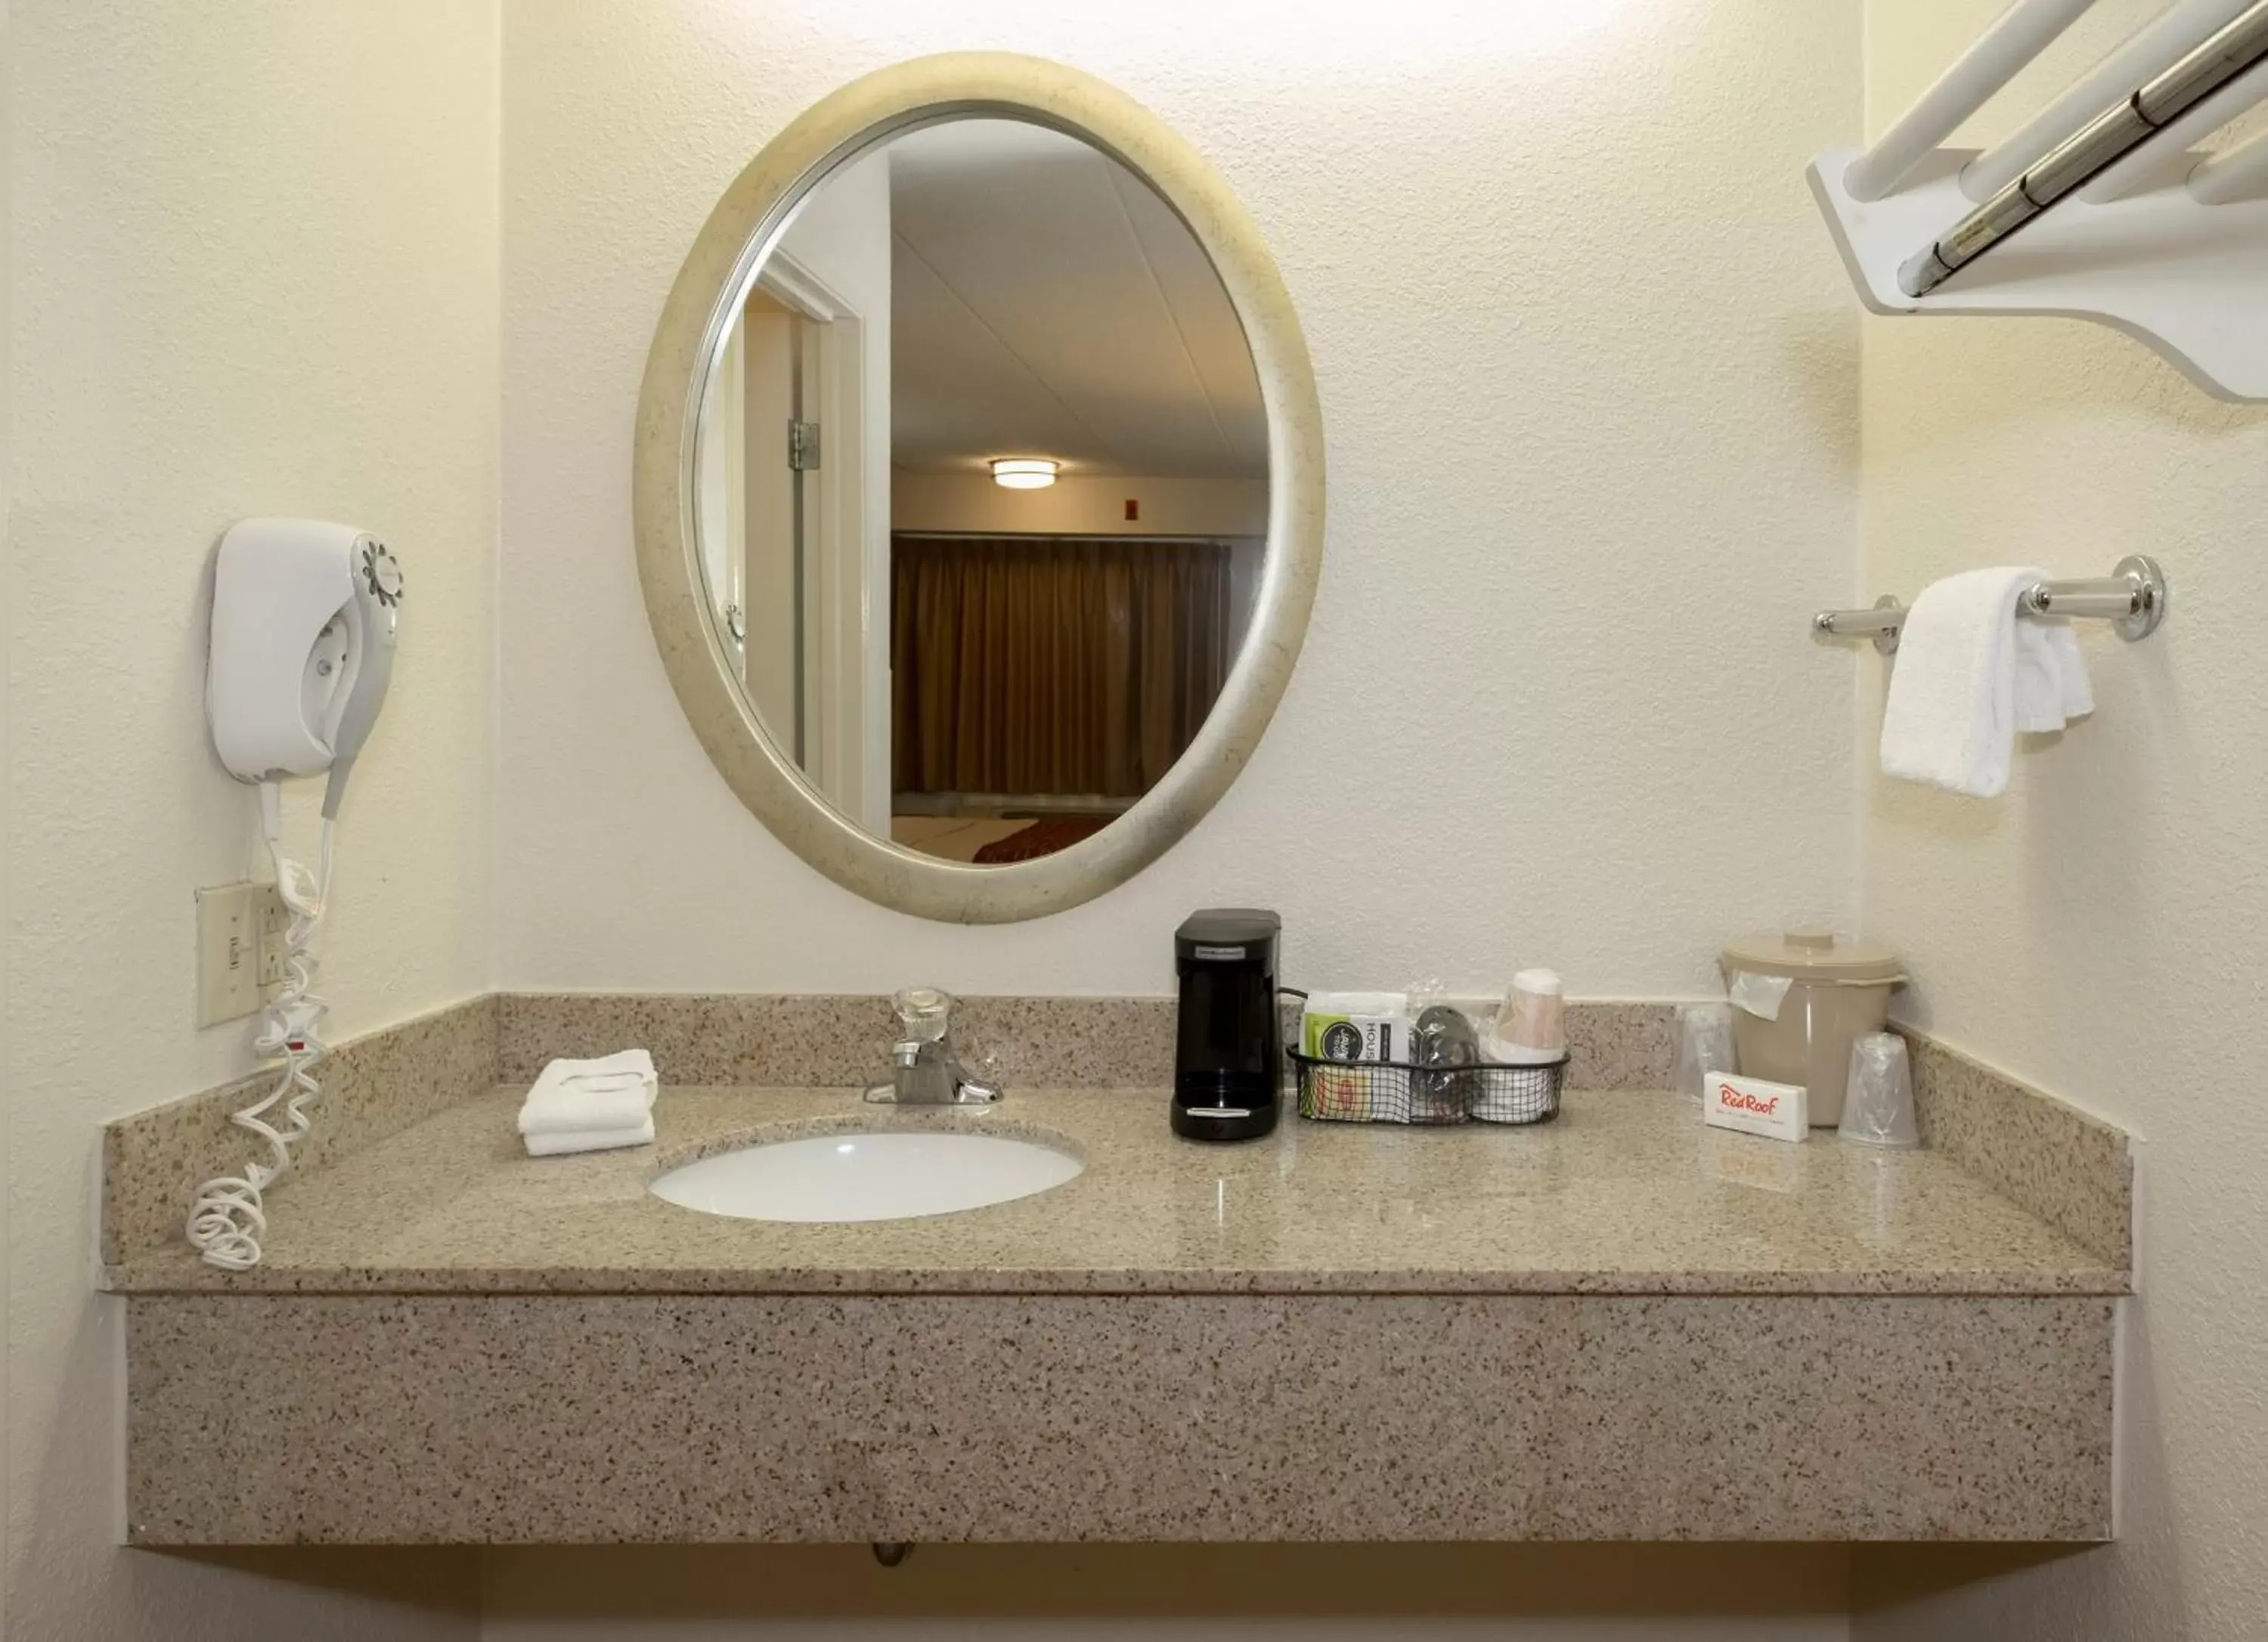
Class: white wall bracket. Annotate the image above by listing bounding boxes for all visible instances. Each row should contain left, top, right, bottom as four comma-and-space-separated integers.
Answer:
1809, 144, 2268, 401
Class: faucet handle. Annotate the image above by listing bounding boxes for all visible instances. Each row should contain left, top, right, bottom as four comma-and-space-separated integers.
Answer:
892, 986, 955, 1043
956, 1045, 1004, 1103
954, 1071, 1004, 1104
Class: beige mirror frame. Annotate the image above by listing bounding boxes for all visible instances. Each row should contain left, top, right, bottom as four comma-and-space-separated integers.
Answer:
634, 53, 1325, 923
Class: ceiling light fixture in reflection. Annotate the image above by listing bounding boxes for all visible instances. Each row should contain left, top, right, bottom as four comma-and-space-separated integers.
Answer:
990, 457, 1060, 490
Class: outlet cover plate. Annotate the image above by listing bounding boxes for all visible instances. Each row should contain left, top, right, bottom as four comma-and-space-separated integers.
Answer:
196, 881, 281, 1027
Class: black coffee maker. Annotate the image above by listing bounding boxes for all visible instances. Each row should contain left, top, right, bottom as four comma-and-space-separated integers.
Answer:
1170, 909, 1282, 1142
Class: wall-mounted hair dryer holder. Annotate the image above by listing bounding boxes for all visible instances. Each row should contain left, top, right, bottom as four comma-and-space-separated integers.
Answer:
207, 517, 403, 816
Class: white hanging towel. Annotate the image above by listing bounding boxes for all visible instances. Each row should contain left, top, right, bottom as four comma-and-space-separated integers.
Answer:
2014, 618, 2093, 733
1880, 567, 2093, 798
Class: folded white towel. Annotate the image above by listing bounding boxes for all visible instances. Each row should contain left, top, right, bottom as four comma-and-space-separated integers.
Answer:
522, 1114, 657, 1157
1880, 567, 2093, 798
547, 1048, 655, 1083
518, 1049, 658, 1139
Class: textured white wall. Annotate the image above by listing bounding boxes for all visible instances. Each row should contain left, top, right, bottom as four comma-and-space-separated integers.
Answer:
497, 0, 1861, 1002
1851, 4, 2268, 1640
4, 2, 495, 1636
2, 0, 16, 1626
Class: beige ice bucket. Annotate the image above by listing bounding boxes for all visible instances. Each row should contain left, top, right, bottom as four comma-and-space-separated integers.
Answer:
1718, 928, 1907, 1127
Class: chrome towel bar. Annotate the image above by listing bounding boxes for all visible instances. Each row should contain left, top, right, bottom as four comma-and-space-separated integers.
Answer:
1814, 555, 2170, 655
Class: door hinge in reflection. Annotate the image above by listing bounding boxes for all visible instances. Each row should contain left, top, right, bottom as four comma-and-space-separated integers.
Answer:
788, 420, 822, 471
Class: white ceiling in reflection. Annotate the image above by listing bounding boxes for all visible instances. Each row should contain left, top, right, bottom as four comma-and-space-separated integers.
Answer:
886, 119, 1266, 480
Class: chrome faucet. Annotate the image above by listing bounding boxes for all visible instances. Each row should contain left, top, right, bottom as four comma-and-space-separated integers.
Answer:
864, 988, 1002, 1105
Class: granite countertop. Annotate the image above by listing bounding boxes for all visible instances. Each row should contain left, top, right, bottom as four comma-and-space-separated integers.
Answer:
104, 1086, 2126, 1297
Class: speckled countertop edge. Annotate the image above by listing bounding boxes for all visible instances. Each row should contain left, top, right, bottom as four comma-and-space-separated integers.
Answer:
102, 1261, 2130, 1299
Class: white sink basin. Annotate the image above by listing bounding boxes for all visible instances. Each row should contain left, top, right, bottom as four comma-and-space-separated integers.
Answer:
648, 1130, 1083, 1223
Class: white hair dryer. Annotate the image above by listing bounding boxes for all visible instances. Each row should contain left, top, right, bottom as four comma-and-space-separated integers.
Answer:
192, 518, 404, 1272
208, 517, 404, 817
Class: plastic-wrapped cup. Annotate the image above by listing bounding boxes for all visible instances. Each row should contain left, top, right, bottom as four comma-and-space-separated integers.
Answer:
1496, 968, 1565, 1055
1674, 1002, 1738, 1104
1839, 1033, 1919, 1149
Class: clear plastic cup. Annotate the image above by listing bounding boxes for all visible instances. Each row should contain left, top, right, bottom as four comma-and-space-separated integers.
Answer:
1675, 1003, 1739, 1104
1838, 1033, 1919, 1149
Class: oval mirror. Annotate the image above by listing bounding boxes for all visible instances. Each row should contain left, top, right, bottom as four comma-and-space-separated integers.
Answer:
636, 55, 1323, 921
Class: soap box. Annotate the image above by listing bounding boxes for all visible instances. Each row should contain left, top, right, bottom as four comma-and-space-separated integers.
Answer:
1703, 1073, 1808, 1142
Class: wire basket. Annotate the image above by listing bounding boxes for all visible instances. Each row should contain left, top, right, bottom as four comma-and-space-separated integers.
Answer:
1290, 1048, 1566, 1126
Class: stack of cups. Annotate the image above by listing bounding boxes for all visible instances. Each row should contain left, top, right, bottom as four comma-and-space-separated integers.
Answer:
1489, 969, 1566, 1064
1675, 1002, 1739, 1104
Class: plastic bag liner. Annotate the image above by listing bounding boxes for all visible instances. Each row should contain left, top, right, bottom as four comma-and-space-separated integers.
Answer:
1727, 970, 1795, 1021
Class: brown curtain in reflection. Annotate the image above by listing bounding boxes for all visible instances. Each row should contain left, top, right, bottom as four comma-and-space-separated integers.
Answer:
892, 534, 1233, 798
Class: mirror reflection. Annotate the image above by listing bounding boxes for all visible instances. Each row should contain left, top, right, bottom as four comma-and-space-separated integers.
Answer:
694, 117, 1268, 865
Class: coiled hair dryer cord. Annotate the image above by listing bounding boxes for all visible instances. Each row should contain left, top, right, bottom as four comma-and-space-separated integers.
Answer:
185, 784, 333, 1271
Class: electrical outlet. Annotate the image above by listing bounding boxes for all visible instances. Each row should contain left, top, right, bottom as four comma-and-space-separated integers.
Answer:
255, 885, 289, 988
196, 882, 265, 1027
